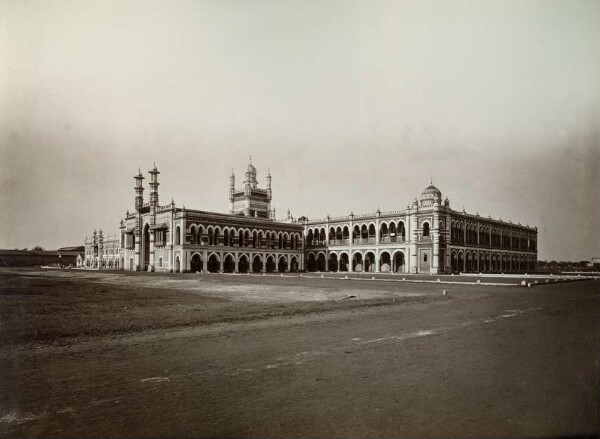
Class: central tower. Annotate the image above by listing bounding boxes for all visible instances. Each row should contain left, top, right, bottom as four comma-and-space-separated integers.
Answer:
229, 157, 273, 218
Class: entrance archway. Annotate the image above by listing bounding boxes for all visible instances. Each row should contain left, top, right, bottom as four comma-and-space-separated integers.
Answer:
328, 253, 338, 272
340, 253, 349, 272
266, 256, 276, 273
307, 253, 316, 272
278, 256, 287, 273
290, 256, 299, 272
316, 253, 326, 272
394, 252, 405, 273
451, 251, 458, 273
191, 253, 203, 273
380, 252, 391, 272
238, 255, 249, 273
364, 252, 375, 272
252, 255, 262, 273
207, 254, 220, 273
223, 254, 235, 273
353, 253, 363, 272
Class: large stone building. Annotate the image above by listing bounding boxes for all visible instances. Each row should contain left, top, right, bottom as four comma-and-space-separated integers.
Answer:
119, 161, 304, 273
83, 230, 121, 269
84, 161, 537, 274
303, 183, 537, 274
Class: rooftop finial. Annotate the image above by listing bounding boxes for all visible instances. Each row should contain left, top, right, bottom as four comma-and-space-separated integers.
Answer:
430, 177, 433, 185
249, 155, 252, 165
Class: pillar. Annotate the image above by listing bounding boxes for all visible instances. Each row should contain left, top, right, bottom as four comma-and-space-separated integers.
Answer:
134, 234, 141, 271
432, 206, 440, 274
149, 230, 155, 272
410, 212, 418, 273
182, 250, 188, 273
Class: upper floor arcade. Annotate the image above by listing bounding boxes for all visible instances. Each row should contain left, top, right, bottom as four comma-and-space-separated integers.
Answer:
302, 183, 537, 254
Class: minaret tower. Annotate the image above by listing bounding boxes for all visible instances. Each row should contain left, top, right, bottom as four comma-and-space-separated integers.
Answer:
266, 168, 272, 202
148, 163, 160, 209
244, 156, 258, 196
98, 229, 104, 269
134, 169, 145, 211
229, 168, 235, 213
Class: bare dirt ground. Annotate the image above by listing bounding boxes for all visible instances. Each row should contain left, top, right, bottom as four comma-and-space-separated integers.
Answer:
0, 269, 597, 438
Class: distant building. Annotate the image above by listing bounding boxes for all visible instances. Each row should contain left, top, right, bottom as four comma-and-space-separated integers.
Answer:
57, 246, 84, 267
303, 183, 538, 274
83, 231, 121, 269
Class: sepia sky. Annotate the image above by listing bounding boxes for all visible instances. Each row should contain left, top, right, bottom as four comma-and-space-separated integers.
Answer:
1, 0, 598, 261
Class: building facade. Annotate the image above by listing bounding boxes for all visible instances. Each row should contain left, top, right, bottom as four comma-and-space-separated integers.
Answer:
85, 162, 537, 275
83, 230, 121, 269
303, 184, 537, 274
119, 162, 304, 273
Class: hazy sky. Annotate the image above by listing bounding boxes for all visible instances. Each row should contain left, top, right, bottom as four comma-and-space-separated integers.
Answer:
1, 0, 598, 261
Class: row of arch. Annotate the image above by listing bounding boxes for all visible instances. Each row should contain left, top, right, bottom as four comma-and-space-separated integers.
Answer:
306, 250, 407, 273
450, 250, 536, 273
450, 220, 536, 250
175, 224, 303, 250
307, 222, 408, 247
178, 252, 301, 273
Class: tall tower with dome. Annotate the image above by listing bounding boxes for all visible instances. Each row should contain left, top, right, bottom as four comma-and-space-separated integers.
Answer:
229, 157, 274, 218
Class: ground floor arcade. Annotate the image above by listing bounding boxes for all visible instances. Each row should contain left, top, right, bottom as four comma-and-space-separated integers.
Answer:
449, 248, 536, 273
306, 249, 407, 273
174, 250, 304, 274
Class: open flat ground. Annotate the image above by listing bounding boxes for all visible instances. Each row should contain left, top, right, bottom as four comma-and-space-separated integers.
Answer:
0, 268, 597, 438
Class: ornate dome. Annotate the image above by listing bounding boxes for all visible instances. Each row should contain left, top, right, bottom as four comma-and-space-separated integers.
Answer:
421, 184, 442, 200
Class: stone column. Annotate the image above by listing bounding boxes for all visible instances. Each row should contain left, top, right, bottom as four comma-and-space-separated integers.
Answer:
348, 250, 353, 273
149, 230, 155, 272
410, 210, 418, 273
375, 249, 380, 273
185, 251, 191, 272
432, 205, 440, 274
134, 233, 140, 271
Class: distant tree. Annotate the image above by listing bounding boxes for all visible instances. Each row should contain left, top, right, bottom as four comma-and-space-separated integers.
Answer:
33, 246, 44, 251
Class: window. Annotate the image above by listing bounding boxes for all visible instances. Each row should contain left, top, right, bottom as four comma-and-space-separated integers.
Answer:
424, 254, 428, 262
159, 257, 163, 268
423, 222, 430, 237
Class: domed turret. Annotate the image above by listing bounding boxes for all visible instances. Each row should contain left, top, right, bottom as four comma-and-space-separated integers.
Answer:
244, 156, 258, 190
420, 181, 442, 207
